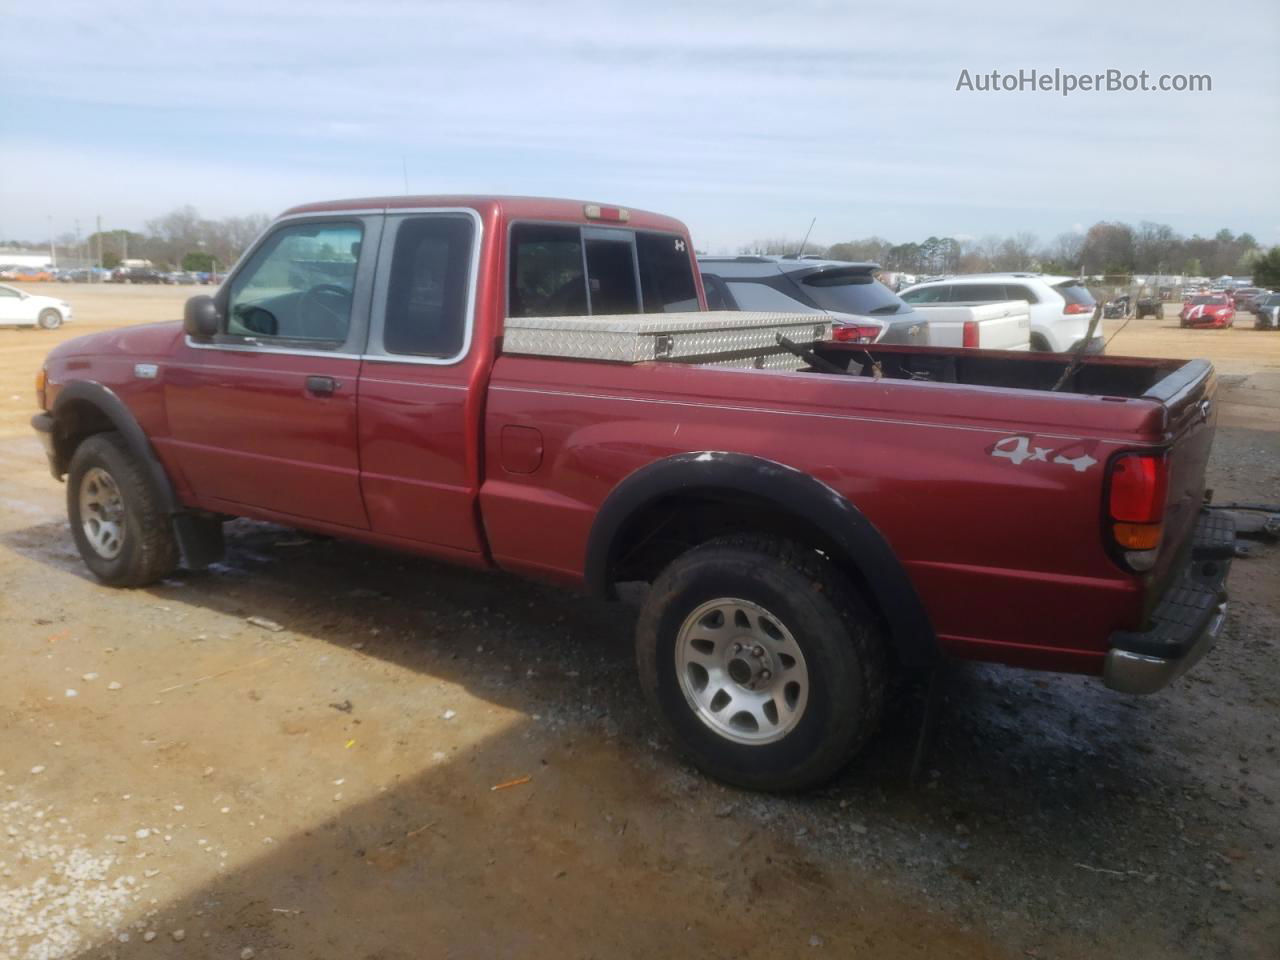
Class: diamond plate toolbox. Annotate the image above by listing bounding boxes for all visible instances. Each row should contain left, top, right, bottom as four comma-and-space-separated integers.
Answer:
501, 311, 831, 365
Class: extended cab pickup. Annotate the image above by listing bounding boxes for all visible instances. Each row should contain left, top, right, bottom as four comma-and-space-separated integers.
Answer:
32, 196, 1232, 791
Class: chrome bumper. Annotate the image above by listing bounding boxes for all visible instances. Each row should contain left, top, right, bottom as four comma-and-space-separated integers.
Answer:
1104, 601, 1226, 694
1103, 511, 1233, 695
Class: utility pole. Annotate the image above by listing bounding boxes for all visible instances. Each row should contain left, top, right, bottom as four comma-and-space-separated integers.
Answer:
48, 215, 56, 269
122, 231, 128, 263
96, 215, 103, 277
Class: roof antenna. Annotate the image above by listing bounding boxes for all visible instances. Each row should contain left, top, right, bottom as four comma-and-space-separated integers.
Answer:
796, 217, 816, 259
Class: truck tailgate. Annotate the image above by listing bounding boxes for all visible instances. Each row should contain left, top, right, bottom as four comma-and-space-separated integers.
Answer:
1143, 359, 1219, 617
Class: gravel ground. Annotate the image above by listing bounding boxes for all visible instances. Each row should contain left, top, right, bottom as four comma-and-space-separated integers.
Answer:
0, 286, 1277, 959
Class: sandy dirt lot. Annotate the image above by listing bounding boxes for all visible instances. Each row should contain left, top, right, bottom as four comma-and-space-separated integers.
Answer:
1, 285, 1277, 960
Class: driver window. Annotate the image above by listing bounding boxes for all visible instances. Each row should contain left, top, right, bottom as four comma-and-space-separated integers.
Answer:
226, 221, 363, 342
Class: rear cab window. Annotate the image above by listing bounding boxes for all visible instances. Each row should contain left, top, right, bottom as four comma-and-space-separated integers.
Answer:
508, 222, 698, 317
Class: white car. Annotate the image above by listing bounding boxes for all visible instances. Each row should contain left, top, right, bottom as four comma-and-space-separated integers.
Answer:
899, 273, 1101, 353
0, 283, 73, 330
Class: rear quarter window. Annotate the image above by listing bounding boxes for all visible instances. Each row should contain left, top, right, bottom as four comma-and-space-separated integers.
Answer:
724, 280, 812, 312
900, 285, 949, 304
1054, 282, 1096, 307
949, 283, 1006, 302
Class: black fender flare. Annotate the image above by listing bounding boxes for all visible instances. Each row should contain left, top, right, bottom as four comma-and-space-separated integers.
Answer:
50, 381, 223, 568
585, 452, 937, 667
51, 380, 180, 514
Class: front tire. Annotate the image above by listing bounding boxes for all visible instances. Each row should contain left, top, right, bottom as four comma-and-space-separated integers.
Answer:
67, 432, 179, 586
38, 308, 62, 330
636, 535, 887, 792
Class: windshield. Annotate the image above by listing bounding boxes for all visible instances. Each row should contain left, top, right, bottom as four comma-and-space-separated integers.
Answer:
1189, 295, 1228, 305
798, 269, 909, 315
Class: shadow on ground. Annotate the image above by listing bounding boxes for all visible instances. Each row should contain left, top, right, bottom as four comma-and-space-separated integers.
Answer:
4, 514, 1276, 959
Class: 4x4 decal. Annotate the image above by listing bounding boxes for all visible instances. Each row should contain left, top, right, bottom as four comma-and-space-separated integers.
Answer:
990, 435, 1098, 472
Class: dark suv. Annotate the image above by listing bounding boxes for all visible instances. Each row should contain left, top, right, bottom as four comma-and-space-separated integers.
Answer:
698, 256, 926, 345
112, 267, 166, 284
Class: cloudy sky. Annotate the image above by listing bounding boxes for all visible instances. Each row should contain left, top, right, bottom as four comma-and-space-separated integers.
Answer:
3, 0, 1277, 251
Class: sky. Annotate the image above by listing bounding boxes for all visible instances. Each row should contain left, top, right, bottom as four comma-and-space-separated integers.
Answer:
2, 0, 1278, 253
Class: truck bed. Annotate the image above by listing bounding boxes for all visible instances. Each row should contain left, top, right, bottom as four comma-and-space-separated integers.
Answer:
809, 341, 1192, 399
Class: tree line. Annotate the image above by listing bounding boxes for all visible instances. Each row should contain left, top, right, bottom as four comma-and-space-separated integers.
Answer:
3, 206, 271, 272
741, 220, 1269, 279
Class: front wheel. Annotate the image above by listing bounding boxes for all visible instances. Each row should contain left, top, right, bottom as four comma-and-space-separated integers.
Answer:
38, 308, 63, 330
67, 432, 179, 586
636, 535, 887, 792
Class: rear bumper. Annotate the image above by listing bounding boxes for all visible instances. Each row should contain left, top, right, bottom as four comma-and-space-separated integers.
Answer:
1103, 511, 1233, 694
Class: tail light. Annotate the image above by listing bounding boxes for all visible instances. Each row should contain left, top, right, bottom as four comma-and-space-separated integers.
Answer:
35, 366, 47, 410
1107, 453, 1167, 570
1063, 303, 1093, 315
833, 324, 881, 343
962, 320, 979, 348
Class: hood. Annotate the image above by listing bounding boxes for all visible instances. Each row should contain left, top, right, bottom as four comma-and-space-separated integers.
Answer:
47, 320, 184, 361
22, 292, 70, 309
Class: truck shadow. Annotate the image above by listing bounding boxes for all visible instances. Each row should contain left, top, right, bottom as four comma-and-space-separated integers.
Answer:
2, 517, 1246, 957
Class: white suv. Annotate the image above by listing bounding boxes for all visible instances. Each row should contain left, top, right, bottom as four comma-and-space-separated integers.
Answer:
899, 273, 1101, 353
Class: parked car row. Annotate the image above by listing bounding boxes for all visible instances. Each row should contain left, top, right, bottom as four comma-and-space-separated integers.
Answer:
104, 268, 220, 285
697, 260, 1103, 352
0, 265, 223, 285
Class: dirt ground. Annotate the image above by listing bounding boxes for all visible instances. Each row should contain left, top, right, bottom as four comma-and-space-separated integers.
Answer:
1, 285, 1277, 960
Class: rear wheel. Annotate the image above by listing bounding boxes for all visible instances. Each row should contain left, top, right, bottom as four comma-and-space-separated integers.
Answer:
67, 432, 178, 586
636, 535, 887, 792
37, 308, 62, 330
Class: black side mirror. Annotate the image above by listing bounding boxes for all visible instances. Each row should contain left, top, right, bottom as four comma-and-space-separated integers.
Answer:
183, 295, 220, 339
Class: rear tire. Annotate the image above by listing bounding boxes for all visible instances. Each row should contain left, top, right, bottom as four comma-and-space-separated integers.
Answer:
38, 308, 62, 330
67, 432, 179, 587
636, 535, 887, 792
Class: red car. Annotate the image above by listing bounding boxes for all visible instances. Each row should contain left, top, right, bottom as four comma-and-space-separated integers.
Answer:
31, 195, 1231, 792
1180, 294, 1235, 328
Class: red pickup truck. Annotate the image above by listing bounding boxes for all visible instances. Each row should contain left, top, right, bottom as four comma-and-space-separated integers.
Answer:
32, 196, 1232, 791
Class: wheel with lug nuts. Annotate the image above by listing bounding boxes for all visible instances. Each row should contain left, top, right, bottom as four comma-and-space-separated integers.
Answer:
79, 467, 126, 559
67, 431, 178, 587
38, 308, 63, 330
637, 534, 887, 792
675, 598, 809, 745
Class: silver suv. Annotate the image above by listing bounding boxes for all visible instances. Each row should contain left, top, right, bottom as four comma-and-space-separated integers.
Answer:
899, 273, 1101, 353
698, 256, 926, 345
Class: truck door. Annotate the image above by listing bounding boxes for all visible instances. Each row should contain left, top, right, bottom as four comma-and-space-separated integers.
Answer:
355, 209, 487, 555
161, 215, 381, 528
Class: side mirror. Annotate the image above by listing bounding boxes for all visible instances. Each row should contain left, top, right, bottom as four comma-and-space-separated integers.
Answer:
183, 295, 220, 339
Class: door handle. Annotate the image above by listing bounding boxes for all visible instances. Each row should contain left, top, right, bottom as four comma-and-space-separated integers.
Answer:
305, 375, 340, 397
